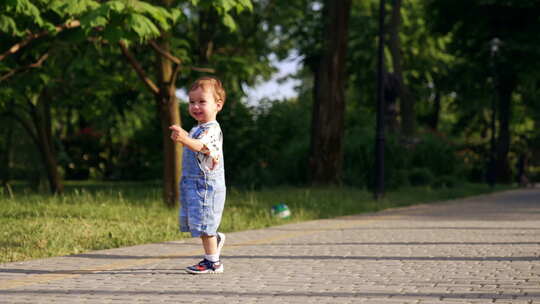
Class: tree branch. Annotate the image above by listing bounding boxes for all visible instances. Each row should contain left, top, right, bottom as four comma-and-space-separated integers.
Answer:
118, 41, 160, 96
0, 52, 49, 82
149, 40, 215, 74
149, 40, 181, 65
169, 64, 182, 98
24, 94, 40, 126
0, 20, 80, 61
190, 66, 215, 73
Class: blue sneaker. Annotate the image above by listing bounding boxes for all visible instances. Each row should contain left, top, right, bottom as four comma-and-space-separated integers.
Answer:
185, 259, 223, 274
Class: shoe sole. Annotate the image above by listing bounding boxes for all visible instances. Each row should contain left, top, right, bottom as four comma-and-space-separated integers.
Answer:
185, 265, 224, 275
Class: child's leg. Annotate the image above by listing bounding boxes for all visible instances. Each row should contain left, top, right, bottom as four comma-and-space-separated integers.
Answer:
201, 235, 221, 263
201, 235, 218, 255
185, 235, 223, 274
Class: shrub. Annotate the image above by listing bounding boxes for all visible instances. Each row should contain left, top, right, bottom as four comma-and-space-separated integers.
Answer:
432, 175, 459, 188
344, 127, 414, 190
409, 132, 457, 176
221, 99, 311, 188
408, 168, 435, 186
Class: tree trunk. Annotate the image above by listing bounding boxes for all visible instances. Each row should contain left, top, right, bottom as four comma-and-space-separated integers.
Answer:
384, 71, 400, 133
428, 91, 441, 130
388, 0, 415, 138
198, 7, 217, 66
309, 0, 352, 185
309, 59, 321, 172
120, 33, 181, 207
13, 91, 64, 194
1, 122, 14, 197
495, 74, 515, 183
1, 124, 13, 179
155, 35, 182, 208
34, 90, 64, 194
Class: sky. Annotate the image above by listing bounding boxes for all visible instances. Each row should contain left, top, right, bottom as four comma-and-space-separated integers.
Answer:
243, 54, 302, 105
176, 54, 302, 105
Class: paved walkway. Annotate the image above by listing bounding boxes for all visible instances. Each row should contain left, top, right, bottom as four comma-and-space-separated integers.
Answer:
1, 187, 539, 304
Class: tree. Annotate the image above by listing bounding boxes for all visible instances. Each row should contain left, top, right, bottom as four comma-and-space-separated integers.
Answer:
1, 0, 253, 205
387, 0, 415, 137
0, 0, 79, 193
425, 0, 540, 183
309, 0, 352, 184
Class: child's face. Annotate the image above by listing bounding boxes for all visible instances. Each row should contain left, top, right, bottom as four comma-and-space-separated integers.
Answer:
188, 87, 223, 124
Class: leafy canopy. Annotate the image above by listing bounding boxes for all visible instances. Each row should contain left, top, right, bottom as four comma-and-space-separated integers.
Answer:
1, 0, 253, 43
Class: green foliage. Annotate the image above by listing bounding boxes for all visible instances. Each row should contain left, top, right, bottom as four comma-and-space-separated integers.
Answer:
1, 0, 272, 188
75, 0, 181, 42
243, 99, 311, 187
344, 123, 467, 190
0, 0, 48, 35
3, 0, 539, 192
183, 0, 253, 32
423, 0, 540, 182
0, 14, 21, 35
126, 13, 160, 40
408, 167, 435, 186
410, 133, 457, 176
106, 110, 164, 181
0, 0, 191, 43
182, 98, 307, 188
52, 0, 100, 17
432, 175, 459, 189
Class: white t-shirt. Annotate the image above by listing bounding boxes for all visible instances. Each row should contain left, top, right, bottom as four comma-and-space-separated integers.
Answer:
190, 121, 223, 171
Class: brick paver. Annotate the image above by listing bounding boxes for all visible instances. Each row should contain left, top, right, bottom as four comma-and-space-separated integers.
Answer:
1, 187, 539, 303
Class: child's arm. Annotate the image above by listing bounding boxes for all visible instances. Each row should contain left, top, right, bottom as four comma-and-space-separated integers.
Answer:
169, 125, 204, 152
169, 124, 221, 170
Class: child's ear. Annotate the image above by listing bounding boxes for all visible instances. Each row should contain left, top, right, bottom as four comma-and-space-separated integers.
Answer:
216, 100, 224, 111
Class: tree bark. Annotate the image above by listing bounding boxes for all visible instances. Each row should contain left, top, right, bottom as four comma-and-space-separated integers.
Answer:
495, 74, 515, 183
1, 121, 14, 197
384, 71, 400, 133
309, 0, 351, 185
428, 91, 441, 130
33, 90, 64, 194
388, 0, 415, 138
155, 35, 182, 208
8, 91, 64, 194
0, 52, 49, 82
119, 2, 183, 207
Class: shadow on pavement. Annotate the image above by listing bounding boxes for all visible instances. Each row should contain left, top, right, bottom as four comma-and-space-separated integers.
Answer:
0, 288, 538, 300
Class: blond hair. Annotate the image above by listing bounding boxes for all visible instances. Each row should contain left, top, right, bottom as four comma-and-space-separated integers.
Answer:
189, 76, 226, 105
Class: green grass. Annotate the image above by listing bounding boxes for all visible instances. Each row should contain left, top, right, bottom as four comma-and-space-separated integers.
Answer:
0, 181, 512, 263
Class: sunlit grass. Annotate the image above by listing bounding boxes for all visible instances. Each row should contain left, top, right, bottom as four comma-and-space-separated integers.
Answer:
0, 182, 511, 263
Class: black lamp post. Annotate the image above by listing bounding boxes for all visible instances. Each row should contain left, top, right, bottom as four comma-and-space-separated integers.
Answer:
487, 37, 500, 187
374, 0, 386, 200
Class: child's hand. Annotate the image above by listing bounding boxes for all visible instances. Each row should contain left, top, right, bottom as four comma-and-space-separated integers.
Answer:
169, 125, 183, 133
169, 125, 188, 142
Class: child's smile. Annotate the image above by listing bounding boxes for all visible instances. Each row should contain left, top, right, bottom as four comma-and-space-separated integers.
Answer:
188, 87, 223, 124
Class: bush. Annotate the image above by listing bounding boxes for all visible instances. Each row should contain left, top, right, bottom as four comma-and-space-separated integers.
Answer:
390, 169, 410, 188
220, 99, 311, 188
408, 168, 435, 186
409, 132, 457, 176
343, 125, 374, 188
432, 175, 459, 188
344, 128, 454, 190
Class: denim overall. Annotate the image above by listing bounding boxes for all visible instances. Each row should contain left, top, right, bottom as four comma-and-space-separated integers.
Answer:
179, 122, 226, 237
